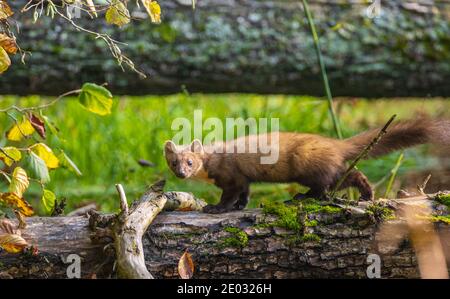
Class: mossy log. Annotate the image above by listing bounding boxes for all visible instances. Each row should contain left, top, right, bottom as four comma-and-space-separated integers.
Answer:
2, 0, 450, 96
0, 191, 449, 279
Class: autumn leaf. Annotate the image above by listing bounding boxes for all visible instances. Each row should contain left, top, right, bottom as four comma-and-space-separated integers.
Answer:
6, 116, 35, 141
0, 192, 34, 216
0, 233, 28, 253
41, 189, 56, 214
28, 113, 46, 139
78, 83, 113, 115
0, 0, 13, 20
141, 0, 161, 24
0, 33, 17, 54
9, 167, 29, 198
30, 143, 59, 169
0, 147, 22, 166
178, 250, 194, 279
0, 46, 11, 74
105, 0, 130, 27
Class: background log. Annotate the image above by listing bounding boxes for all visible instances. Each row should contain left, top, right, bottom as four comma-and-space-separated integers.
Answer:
0, 193, 449, 279
1, 0, 450, 96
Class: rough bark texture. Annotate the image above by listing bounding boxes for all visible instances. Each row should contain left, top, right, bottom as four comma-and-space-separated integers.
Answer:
1, 0, 450, 96
0, 193, 449, 279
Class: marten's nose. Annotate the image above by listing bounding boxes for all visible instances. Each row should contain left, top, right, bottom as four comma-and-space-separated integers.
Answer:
178, 170, 186, 178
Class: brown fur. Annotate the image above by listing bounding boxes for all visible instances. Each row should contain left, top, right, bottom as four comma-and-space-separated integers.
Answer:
164, 118, 450, 214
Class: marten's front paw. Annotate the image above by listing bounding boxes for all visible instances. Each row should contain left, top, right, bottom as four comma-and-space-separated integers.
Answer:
203, 204, 229, 214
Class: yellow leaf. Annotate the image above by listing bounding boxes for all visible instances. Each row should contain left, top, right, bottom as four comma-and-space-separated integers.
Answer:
0, 147, 22, 166
0, 192, 34, 216
9, 167, 29, 198
0, 46, 10, 74
0, 233, 27, 253
30, 143, 59, 169
0, 33, 17, 54
6, 117, 35, 141
105, 0, 130, 27
141, 0, 161, 24
0, 0, 14, 20
178, 250, 194, 279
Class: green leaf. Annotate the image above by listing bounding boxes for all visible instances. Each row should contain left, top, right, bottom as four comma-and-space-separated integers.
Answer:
41, 189, 56, 214
78, 83, 113, 116
58, 150, 82, 176
28, 152, 50, 183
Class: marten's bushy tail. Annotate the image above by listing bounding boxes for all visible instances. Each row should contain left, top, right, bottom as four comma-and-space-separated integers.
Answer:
343, 118, 450, 161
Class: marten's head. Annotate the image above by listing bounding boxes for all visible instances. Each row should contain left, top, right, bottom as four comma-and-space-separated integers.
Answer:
164, 139, 204, 179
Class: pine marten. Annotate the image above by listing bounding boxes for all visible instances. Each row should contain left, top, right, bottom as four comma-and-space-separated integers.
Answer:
164, 118, 450, 214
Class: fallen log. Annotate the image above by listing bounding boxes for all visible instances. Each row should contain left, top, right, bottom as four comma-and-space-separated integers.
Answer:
0, 185, 449, 279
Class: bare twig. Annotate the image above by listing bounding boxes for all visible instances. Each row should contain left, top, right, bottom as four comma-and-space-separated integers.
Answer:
330, 114, 397, 198
115, 183, 129, 216
417, 174, 432, 196
0, 89, 81, 113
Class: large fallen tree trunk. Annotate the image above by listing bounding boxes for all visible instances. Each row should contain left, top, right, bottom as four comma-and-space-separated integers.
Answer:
2, 0, 450, 96
0, 188, 449, 279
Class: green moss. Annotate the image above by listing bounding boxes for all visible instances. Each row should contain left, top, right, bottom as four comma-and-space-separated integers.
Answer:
302, 199, 342, 214
219, 227, 249, 248
305, 219, 318, 227
261, 199, 340, 232
437, 193, 450, 209
285, 233, 321, 246
262, 201, 301, 232
366, 202, 395, 221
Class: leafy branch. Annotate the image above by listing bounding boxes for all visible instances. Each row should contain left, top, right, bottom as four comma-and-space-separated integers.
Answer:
0, 0, 162, 76
0, 83, 113, 234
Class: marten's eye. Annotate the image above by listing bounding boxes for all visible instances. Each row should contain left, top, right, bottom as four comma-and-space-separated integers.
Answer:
172, 161, 177, 167
187, 159, 193, 167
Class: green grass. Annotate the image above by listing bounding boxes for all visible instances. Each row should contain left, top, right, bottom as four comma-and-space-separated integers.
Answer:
0, 95, 448, 214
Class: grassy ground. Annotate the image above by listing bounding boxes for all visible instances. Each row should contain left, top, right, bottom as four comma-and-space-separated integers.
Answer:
0, 95, 448, 214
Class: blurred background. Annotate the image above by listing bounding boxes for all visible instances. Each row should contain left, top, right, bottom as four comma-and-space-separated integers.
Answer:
0, 0, 449, 214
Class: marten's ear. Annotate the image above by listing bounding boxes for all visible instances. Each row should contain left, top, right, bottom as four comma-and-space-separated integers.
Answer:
190, 139, 204, 154
164, 140, 177, 154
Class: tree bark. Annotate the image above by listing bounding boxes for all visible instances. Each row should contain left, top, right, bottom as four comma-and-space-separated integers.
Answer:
0, 191, 449, 279
1, 0, 450, 96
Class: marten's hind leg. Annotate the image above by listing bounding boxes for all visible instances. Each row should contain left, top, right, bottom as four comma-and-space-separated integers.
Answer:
335, 170, 373, 200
